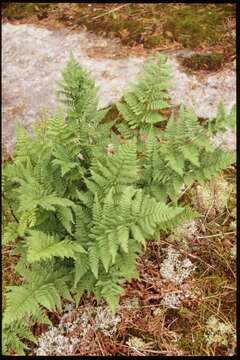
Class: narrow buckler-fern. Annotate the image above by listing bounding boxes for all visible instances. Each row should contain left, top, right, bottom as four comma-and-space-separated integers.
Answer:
2, 52, 235, 355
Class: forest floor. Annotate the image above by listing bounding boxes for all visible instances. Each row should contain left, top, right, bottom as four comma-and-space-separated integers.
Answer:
2, 3, 236, 356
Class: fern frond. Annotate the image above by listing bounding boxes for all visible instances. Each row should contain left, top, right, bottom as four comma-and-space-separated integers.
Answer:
88, 141, 139, 197
3, 321, 36, 355
208, 101, 236, 134
74, 254, 89, 287
26, 230, 85, 262
13, 124, 33, 162
117, 54, 171, 129
56, 206, 75, 234
3, 265, 72, 326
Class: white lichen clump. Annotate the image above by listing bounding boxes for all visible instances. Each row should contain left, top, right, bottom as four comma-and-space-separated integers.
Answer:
36, 327, 79, 356
191, 178, 232, 217
230, 244, 236, 259
168, 220, 198, 248
160, 248, 195, 285
35, 304, 121, 355
159, 249, 196, 309
127, 336, 146, 351
94, 307, 121, 336
204, 315, 235, 347
161, 292, 181, 309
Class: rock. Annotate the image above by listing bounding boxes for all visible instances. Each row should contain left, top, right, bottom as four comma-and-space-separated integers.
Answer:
2, 23, 236, 153
210, 128, 236, 152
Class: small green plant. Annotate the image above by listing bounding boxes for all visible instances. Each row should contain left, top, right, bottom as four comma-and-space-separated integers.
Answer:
2, 53, 235, 355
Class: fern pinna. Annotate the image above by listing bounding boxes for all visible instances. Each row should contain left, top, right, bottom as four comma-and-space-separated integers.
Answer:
2, 54, 235, 355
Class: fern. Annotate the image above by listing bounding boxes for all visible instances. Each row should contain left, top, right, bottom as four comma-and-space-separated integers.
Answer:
87, 141, 139, 198
116, 54, 172, 129
3, 264, 72, 327
2, 322, 37, 355
139, 106, 235, 203
26, 230, 86, 262
207, 101, 236, 134
2, 53, 235, 354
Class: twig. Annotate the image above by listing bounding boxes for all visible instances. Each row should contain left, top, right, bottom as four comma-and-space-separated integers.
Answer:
202, 199, 215, 223
197, 231, 236, 239
94, 331, 106, 356
142, 349, 177, 355
92, 4, 129, 20
212, 247, 236, 279
177, 183, 193, 201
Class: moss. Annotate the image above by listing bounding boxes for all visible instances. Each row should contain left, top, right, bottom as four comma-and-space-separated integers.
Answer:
164, 4, 235, 49
178, 331, 206, 354
181, 53, 225, 71
2, 3, 50, 19
80, 15, 145, 47
144, 35, 162, 48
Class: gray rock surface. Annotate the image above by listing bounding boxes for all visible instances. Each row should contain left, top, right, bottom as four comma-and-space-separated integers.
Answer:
2, 23, 236, 152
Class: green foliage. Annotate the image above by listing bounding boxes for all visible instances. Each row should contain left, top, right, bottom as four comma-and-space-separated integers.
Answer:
2, 322, 37, 355
2, 53, 235, 354
208, 101, 236, 134
116, 54, 172, 130
3, 264, 72, 327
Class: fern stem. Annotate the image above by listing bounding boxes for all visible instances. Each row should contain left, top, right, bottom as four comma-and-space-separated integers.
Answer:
2, 193, 19, 223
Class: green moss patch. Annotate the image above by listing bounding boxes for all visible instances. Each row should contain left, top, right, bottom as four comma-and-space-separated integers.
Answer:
163, 4, 235, 49
181, 53, 225, 71
2, 3, 50, 20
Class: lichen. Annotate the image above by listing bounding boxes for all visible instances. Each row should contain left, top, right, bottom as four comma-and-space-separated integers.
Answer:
230, 245, 236, 259
204, 315, 235, 347
160, 248, 195, 285
35, 327, 79, 356
191, 178, 233, 217
161, 292, 181, 309
168, 220, 198, 248
127, 336, 146, 350
35, 304, 121, 355
94, 307, 121, 336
